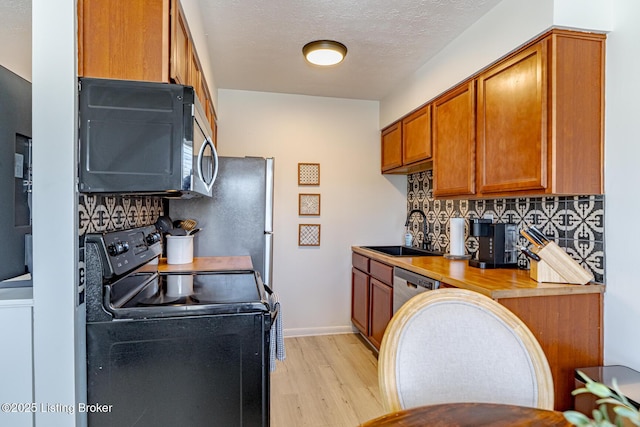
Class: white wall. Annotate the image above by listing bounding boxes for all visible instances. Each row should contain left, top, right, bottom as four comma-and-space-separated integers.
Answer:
381, 0, 555, 127
32, 0, 81, 426
603, 0, 640, 368
380, 0, 613, 127
217, 89, 406, 336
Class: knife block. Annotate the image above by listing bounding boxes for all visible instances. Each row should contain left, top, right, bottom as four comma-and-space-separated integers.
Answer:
529, 242, 594, 285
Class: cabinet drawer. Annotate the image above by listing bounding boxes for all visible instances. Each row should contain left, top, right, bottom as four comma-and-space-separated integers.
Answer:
370, 260, 393, 285
352, 252, 369, 273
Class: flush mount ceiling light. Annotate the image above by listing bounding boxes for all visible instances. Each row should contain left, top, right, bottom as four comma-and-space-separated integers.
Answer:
302, 40, 347, 66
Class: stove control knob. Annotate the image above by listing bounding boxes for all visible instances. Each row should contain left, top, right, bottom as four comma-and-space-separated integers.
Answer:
146, 232, 161, 245
107, 241, 129, 256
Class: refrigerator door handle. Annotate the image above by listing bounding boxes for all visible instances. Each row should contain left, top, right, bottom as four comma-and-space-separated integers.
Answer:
264, 158, 275, 233
264, 231, 273, 288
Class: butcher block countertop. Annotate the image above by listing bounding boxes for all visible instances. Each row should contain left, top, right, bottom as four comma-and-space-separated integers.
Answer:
352, 246, 604, 299
158, 256, 254, 272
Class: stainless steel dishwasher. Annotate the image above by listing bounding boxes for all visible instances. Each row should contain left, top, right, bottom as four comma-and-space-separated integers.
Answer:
393, 267, 440, 313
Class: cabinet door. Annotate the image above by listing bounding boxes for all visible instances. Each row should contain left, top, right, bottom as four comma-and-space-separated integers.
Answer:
433, 80, 476, 197
78, 0, 170, 82
0, 306, 33, 427
368, 278, 393, 349
476, 41, 548, 194
190, 47, 203, 102
170, 0, 190, 85
402, 105, 432, 165
351, 268, 369, 335
381, 122, 402, 172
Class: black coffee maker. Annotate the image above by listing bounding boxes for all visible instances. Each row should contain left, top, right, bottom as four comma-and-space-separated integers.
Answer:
468, 219, 518, 269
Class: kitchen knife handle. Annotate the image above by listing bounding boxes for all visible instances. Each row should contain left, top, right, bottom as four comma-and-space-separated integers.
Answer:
528, 225, 550, 245
520, 229, 543, 248
519, 246, 541, 262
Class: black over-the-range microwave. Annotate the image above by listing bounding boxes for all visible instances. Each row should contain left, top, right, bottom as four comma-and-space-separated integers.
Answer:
78, 77, 218, 198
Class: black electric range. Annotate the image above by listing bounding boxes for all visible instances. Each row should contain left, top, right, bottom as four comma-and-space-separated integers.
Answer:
84, 225, 273, 427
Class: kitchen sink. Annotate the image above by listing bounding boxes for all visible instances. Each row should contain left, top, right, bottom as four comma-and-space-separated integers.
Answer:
362, 245, 443, 257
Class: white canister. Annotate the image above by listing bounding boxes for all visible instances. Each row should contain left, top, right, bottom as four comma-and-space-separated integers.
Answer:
166, 235, 194, 264
449, 217, 466, 257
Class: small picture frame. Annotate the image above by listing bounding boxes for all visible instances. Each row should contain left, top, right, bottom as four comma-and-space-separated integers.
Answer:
299, 193, 321, 216
298, 163, 320, 186
299, 224, 321, 246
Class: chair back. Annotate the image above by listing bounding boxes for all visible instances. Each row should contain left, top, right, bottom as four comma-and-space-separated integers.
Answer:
378, 288, 554, 412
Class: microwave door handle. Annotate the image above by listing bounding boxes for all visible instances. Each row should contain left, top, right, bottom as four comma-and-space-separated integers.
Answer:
197, 137, 218, 193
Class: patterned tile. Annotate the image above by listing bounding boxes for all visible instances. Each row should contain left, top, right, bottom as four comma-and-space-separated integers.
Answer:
78, 194, 165, 236
407, 173, 606, 283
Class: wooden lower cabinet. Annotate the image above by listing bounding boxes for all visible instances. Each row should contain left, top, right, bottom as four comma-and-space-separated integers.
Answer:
351, 267, 369, 335
351, 253, 602, 410
368, 278, 393, 349
370, 273, 601, 410
351, 253, 394, 350
497, 293, 603, 411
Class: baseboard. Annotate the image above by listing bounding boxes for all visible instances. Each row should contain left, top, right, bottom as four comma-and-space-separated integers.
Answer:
283, 325, 358, 337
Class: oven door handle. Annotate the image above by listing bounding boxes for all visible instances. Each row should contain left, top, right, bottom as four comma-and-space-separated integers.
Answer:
263, 283, 279, 322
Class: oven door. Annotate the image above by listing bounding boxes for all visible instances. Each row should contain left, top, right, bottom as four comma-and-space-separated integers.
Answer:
86, 311, 271, 427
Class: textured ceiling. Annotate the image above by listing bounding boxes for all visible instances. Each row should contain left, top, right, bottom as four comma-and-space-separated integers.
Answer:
197, 0, 502, 100
0, 0, 502, 100
0, 0, 32, 80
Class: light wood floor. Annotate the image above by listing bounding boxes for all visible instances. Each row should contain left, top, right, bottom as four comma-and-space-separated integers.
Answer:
270, 333, 386, 427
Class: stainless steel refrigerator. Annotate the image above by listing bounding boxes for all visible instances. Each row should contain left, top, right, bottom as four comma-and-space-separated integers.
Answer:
169, 157, 274, 287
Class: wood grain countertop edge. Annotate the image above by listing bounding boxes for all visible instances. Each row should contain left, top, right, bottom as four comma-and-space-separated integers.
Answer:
157, 256, 254, 273
352, 246, 604, 299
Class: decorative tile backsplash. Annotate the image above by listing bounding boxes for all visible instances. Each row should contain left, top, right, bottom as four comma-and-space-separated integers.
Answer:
406, 170, 605, 283
78, 194, 164, 235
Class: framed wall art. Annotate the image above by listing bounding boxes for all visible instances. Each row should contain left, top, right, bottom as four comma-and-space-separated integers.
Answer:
298, 163, 320, 186
299, 193, 320, 216
298, 224, 321, 246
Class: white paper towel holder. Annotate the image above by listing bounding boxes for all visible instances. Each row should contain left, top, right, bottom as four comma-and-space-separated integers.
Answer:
444, 216, 471, 260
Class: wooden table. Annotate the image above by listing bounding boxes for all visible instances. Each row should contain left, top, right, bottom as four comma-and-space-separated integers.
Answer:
360, 402, 571, 427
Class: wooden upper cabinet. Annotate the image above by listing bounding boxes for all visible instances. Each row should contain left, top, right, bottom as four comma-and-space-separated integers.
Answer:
78, 0, 170, 82
381, 105, 433, 174
549, 31, 605, 195
476, 41, 548, 194
402, 105, 432, 165
475, 30, 605, 197
433, 80, 476, 197
189, 48, 203, 103
381, 122, 403, 172
170, 0, 190, 86
78, 0, 217, 122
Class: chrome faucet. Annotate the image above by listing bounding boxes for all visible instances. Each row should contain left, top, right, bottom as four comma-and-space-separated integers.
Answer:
405, 209, 430, 250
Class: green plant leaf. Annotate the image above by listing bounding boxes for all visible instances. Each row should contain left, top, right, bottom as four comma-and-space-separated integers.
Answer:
587, 381, 613, 398
613, 406, 640, 423
573, 387, 591, 396
563, 410, 593, 425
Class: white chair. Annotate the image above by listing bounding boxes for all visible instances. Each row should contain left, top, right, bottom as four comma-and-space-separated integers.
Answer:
378, 288, 554, 412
